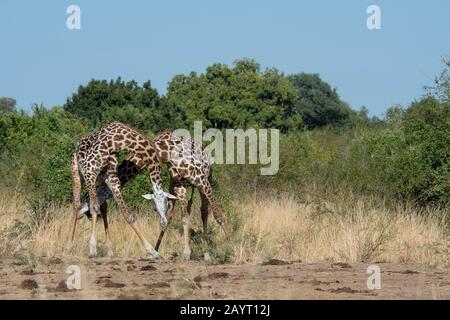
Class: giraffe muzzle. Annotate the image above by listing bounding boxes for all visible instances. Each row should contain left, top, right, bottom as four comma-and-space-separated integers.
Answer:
160, 216, 168, 228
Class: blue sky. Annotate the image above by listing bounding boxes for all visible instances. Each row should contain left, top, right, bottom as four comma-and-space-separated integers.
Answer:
1, 0, 449, 116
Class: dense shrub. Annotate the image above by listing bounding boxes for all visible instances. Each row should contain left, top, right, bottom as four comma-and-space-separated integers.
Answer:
0, 106, 90, 219
214, 97, 449, 208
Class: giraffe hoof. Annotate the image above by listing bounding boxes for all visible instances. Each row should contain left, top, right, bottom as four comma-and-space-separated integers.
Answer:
149, 251, 163, 260
182, 249, 191, 261
88, 246, 98, 258
204, 252, 212, 263
150, 254, 162, 261
107, 249, 114, 258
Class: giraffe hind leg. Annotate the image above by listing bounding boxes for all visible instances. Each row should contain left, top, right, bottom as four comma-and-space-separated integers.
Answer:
201, 178, 225, 225
87, 181, 100, 258
81, 169, 107, 220
186, 185, 195, 214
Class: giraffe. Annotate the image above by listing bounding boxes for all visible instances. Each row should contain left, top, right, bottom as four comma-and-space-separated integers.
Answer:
80, 130, 226, 261
67, 122, 175, 259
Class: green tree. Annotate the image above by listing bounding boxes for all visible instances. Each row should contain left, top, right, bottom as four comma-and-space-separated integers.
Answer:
63, 78, 170, 131
165, 58, 302, 131
287, 73, 351, 128
0, 97, 17, 113
426, 58, 450, 103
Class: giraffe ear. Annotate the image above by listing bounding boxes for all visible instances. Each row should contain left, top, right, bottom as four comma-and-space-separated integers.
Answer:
142, 194, 154, 200
165, 192, 177, 200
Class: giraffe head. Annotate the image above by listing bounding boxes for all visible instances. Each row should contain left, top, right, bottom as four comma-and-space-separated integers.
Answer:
142, 190, 176, 227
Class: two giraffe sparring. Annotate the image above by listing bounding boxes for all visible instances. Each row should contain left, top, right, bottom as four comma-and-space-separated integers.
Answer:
66, 122, 225, 261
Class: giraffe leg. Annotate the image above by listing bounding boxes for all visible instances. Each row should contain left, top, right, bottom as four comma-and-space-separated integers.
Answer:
82, 155, 144, 219
105, 159, 161, 260
200, 178, 225, 227
186, 186, 195, 215
101, 202, 113, 257
155, 182, 176, 251
66, 153, 81, 254
87, 183, 100, 258
174, 184, 191, 260
200, 191, 212, 262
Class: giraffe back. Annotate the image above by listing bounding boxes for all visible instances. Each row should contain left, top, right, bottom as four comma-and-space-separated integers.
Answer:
76, 122, 159, 181
153, 130, 211, 186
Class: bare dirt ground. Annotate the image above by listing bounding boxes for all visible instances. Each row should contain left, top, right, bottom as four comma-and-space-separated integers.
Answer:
0, 258, 448, 300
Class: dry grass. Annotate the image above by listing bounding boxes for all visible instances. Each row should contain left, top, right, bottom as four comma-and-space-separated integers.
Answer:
0, 189, 448, 268
234, 194, 449, 267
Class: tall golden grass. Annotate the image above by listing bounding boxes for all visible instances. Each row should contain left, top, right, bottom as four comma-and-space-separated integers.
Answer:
0, 189, 448, 268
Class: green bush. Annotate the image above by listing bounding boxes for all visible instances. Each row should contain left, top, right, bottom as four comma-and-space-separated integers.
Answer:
402, 97, 450, 205
0, 106, 91, 220
213, 98, 449, 208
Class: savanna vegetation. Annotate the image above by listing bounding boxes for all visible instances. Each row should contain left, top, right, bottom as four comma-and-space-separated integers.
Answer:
0, 58, 449, 267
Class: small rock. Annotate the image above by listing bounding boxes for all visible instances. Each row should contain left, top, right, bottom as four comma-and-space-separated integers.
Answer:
331, 262, 352, 269
96, 278, 125, 288
144, 282, 170, 289
262, 259, 292, 266
21, 279, 39, 290
207, 272, 230, 280
48, 257, 63, 265
20, 269, 34, 276
140, 265, 157, 271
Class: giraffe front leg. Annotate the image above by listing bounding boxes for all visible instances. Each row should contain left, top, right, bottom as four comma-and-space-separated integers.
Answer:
174, 185, 191, 260
105, 171, 161, 260
181, 215, 191, 260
